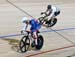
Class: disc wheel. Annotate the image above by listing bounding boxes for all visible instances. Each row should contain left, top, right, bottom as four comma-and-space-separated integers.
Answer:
35, 35, 44, 50
19, 36, 30, 53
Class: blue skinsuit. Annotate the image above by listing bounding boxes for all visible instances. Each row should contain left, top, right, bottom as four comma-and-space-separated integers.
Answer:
29, 19, 41, 32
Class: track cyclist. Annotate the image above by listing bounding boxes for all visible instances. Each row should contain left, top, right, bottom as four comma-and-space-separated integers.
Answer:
21, 17, 41, 47
41, 4, 60, 26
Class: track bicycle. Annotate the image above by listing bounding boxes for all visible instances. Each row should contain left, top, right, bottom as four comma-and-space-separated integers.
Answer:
19, 31, 44, 52
38, 13, 57, 27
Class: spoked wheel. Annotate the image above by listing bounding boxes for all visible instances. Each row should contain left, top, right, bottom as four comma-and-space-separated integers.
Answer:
38, 17, 44, 24
35, 35, 44, 50
47, 18, 57, 27
38, 17, 47, 24
19, 36, 30, 53
38, 17, 44, 22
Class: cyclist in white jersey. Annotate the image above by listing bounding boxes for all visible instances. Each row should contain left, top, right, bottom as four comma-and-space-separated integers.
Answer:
41, 5, 60, 25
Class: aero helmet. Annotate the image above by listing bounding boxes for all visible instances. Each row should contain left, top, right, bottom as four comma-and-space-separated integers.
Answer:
47, 5, 51, 9
22, 17, 28, 23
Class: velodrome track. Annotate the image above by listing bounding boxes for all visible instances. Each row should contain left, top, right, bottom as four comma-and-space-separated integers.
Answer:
0, 0, 75, 57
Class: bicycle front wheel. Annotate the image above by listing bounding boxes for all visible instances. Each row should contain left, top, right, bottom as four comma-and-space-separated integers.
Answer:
19, 36, 30, 53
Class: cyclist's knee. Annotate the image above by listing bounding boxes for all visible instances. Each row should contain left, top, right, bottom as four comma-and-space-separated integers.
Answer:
32, 32, 38, 39
54, 11, 60, 16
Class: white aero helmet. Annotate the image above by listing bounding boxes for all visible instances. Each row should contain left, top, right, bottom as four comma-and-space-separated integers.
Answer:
22, 17, 28, 23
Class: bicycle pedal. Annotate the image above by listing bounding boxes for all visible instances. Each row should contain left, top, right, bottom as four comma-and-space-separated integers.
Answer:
31, 43, 35, 47
31, 41, 35, 47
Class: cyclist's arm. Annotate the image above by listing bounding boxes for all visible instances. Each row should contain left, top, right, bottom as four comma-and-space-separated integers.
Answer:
46, 9, 52, 16
48, 10, 55, 19
25, 24, 28, 31
21, 23, 28, 34
22, 23, 28, 31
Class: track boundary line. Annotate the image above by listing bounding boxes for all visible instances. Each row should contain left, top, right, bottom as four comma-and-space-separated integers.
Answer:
26, 45, 75, 57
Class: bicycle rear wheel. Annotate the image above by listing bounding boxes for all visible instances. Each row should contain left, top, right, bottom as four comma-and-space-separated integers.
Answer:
48, 18, 57, 27
35, 35, 44, 50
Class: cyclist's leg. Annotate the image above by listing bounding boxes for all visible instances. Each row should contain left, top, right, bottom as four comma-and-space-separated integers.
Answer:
54, 11, 60, 16
50, 15, 55, 25
41, 16, 48, 24
48, 11, 60, 25
46, 14, 55, 26
32, 31, 38, 46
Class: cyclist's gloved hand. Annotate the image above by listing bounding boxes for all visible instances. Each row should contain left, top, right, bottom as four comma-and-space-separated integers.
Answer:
21, 30, 26, 35
21, 30, 23, 34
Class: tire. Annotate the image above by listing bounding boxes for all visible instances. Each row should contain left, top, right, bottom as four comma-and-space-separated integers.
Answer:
19, 36, 30, 53
35, 35, 44, 50
38, 17, 44, 22
38, 17, 48, 24
48, 18, 57, 27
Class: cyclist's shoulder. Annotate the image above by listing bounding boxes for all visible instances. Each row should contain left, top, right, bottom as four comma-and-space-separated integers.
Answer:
30, 19, 36, 24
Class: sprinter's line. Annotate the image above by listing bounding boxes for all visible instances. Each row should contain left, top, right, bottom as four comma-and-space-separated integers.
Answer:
0, 27, 75, 38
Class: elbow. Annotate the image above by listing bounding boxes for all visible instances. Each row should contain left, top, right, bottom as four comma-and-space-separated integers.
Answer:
47, 14, 50, 16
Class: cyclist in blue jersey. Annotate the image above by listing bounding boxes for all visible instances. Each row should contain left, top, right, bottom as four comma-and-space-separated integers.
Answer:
21, 17, 41, 46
